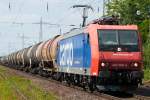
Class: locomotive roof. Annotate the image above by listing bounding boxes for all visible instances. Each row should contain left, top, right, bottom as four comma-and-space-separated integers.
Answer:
60, 23, 138, 40
87, 24, 138, 30
61, 27, 85, 40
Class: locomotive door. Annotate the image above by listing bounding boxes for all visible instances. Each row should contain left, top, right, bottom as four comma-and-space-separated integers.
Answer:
83, 33, 91, 75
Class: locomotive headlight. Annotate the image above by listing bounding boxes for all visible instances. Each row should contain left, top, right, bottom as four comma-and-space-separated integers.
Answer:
134, 63, 138, 67
101, 62, 105, 67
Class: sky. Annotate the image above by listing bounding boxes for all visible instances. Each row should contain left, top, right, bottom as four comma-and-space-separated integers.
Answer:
0, 0, 103, 56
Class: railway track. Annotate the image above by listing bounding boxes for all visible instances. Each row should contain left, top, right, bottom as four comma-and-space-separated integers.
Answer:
14, 68, 150, 100
31, 70, 150, 100
135, 95, 150, 100
35, 74, 122, 100
24, 72, 150, 100
1, 66, 150, 100
143, 80, 150, 85
30, 74, 150, 100
3, 66, 121, 100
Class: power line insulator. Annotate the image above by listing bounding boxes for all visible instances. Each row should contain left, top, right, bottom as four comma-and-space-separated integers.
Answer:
89, 15, 120, 25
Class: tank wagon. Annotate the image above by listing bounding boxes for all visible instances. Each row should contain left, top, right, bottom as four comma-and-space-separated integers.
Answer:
0, 16, 143, 93
27, 43, 41, 68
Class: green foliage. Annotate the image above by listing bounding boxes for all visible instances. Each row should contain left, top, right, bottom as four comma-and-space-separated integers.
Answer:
107, 0, 150, 24
144, 68, 150, 81
143, 43, 150, 69
139, 19, 149, 43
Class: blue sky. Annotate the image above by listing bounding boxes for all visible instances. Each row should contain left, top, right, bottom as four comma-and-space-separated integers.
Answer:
0, 0, 103, 56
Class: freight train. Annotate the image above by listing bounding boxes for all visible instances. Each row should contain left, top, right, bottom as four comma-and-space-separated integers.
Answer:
0, 16, 143, 93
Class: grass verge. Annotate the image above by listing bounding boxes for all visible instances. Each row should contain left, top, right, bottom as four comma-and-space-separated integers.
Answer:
144, 68, 150, 81
0, 65, 57, 100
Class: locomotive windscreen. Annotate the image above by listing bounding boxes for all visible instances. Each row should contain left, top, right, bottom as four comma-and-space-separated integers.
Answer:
98, 30, 139, 52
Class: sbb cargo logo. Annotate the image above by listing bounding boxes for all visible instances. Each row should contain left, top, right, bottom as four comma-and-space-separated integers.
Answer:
59, 42, 73, 68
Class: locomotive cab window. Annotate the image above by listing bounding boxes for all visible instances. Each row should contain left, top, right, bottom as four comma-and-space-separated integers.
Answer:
119, 30, 138, 45
98, 30, 139, 52
98, 30, 118, 45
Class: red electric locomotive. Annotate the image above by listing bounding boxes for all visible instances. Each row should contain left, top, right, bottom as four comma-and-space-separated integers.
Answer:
84, 17, 143, 92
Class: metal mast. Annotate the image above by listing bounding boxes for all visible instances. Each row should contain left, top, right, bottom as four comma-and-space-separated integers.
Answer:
72, 5, 94, 27
13, 22, 29, 48
32, 17, 61, 42
20, 33, 26, 48
40, 17, 43, 42
32, 17, 43, 42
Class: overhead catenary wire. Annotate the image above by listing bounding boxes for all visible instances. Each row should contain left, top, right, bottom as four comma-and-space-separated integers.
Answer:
9, 2, 11, 11
11, 0, 27, 24
13, 22, 30, 49
0, 0, 104, 55
72, 5, 94, 27
54, 0, 98, 28
53, 0, 89, 28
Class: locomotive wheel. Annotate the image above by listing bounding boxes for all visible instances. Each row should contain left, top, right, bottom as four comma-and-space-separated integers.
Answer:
24, 67, 29, 72
30, 68, 36, 74
89, 77, 97, 92
88, 82, 95, 92
66, 77, 71, 86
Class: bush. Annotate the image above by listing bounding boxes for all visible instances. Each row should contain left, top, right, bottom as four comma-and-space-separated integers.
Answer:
139, 19, 149, 44
143, 43, 150, 69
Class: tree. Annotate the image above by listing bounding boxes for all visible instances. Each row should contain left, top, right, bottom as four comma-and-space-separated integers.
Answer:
106, 0, 150, 43
139, 19, 149, 43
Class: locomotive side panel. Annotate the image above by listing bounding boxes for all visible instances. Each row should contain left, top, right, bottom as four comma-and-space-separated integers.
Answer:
57, 33, 91, 75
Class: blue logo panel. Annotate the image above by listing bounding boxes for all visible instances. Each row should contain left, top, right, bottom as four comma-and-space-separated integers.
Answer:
57, 33, 91, 72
